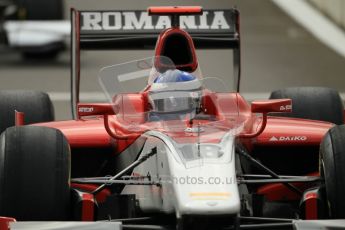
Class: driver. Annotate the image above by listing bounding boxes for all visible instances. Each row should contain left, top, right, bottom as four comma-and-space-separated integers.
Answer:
148, 69, 202, 121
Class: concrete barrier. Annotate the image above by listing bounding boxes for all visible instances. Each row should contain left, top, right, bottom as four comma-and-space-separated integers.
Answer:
308, 0, 345, 30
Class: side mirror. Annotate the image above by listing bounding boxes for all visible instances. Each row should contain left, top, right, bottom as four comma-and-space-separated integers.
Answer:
77, 103, 115, 117
77, 103, 138, 140
240, 99, 292, 138
251, 99, 292, 114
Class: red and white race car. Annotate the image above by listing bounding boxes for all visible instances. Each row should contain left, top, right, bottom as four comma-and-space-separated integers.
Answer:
0, 5, 344, 230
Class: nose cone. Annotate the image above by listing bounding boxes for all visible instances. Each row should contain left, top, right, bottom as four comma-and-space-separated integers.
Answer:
180, 191, 240, 215
173, 174, 241, 215
170, 151, 240, 215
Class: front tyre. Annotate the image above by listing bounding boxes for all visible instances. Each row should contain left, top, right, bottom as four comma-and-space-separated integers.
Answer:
0, 126, 70, 220
320, 125, 345, 218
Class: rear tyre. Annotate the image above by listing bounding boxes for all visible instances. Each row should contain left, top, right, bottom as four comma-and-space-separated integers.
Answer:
0, 90, 54, 134
22, 49, 61, 60
269, 87, 343, 124
320, 125, 345, 218
0, 126, 70, 220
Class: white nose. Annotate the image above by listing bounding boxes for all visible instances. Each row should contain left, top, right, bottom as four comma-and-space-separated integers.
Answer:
172, 172, 241, 215
177, 189, 240, 215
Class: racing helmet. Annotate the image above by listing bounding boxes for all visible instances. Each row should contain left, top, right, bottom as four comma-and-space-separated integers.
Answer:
149, 70, 202, 114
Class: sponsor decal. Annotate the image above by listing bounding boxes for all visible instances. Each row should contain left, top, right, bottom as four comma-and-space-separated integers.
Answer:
189, 192, 231, 200
279, 104, 292, 111
269, 136, 307, 141
78, 107, 94, 113
80, 10, 234, 32
269, 136, 278, 141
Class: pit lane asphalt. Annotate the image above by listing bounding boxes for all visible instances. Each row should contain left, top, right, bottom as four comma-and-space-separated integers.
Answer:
0, 0, 344, 120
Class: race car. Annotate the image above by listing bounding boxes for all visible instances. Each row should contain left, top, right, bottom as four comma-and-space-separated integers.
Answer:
0, 5, 344, 230
0, 0, 68, 59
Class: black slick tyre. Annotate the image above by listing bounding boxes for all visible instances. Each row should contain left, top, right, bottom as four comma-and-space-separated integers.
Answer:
270, 87, 343, 125
320, 125, 345, 218
0, 126, 70, 220
0, 90, 54, 134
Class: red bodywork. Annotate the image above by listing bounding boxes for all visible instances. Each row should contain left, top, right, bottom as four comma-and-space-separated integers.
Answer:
33, 92, 332, 204
34, 91, 332, 164
148, 6, 203, 15
35, 110, 331, 151
154, 27, 198, 72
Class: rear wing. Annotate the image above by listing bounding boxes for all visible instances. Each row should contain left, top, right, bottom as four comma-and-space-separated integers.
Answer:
71, 7, 241, 119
